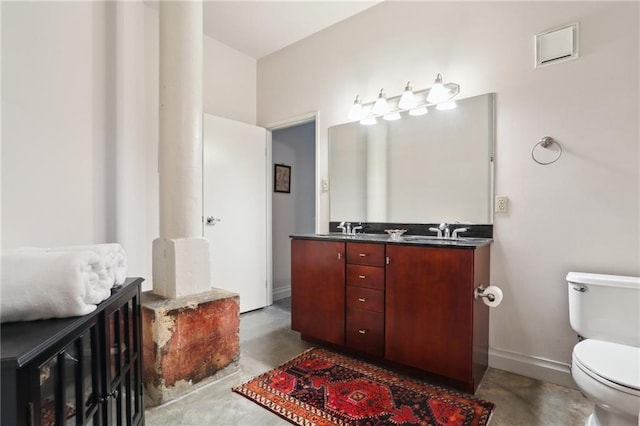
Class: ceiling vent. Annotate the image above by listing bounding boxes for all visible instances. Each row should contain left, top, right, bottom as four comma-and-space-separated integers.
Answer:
535, 23, 579, 68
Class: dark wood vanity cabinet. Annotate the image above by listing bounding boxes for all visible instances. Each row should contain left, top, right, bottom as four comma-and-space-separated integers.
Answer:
291, 239, 346, 345
291, 236, 491, 393
1, 278, 144, 426
345, 242, 385, 356
385, 245, 490, 391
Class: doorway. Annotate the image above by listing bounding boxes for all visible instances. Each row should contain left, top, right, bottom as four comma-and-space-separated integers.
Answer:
270, 120, 316, 301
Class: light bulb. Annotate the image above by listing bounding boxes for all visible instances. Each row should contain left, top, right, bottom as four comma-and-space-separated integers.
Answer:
436, 100, 457, 110
372, 89, 389, 115
383, 112, 401, 121
348, 95, 363, 121
360, 116, 377, 126
398, 82, 417, 110
409, 107, 428, 116
426, 73, 452, 104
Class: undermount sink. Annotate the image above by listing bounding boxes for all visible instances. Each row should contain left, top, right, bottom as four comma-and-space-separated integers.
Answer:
401, 235, 441, 241
314, 233, 388, 240
401, 235, 491, 244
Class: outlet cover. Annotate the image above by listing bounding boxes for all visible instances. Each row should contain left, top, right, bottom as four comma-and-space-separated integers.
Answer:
495, 195, 508, 213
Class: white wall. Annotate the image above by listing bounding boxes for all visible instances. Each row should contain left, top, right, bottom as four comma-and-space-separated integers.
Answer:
272, 122, 315, 300
204, 36, 257, 125
2, 1, 107, 248
2, 2, 258, 293
257, 1, 640, 386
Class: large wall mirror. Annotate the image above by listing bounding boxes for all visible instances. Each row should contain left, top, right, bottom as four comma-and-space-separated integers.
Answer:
329, 93, 495, 224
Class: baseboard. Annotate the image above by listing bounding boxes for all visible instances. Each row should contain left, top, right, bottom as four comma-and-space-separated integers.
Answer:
488, 347, 576, 389
273, 285, 291, 301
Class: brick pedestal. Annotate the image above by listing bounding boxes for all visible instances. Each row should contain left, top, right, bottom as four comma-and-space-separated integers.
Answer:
141, 288, 240, 406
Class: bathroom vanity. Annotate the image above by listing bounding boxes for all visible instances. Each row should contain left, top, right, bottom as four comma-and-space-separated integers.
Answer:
291, 234, 491, 393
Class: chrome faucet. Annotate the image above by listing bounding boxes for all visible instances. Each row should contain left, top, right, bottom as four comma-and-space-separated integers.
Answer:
429, 222, 452, 239
439, 222, 450, 239
429, 226, 443, 238
451, 227, 468, 238
337, 221, 363, 235
337, 221, 347, 234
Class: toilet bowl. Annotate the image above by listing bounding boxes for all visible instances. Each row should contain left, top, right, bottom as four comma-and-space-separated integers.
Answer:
571, 340, 640, 426
566, 272, 640, 426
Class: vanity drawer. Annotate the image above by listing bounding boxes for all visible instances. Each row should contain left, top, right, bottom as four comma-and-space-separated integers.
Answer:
346, 243, 385, 267
346, 308, 384, 356
346, 286, 384, 313
346, 264, 384, 290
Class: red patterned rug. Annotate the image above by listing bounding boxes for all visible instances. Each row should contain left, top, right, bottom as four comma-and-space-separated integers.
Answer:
232, 348, 494, 425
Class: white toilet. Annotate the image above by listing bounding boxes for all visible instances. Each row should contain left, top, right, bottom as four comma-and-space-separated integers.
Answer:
567, 272, 640, 426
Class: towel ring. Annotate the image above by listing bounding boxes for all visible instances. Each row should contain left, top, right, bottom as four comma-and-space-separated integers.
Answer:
532, 136, 562, 165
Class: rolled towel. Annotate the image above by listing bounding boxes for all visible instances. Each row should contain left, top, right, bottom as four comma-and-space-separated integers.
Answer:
5, 247, 112, 303
1, 251, 101, 323
50, 243, 128, 288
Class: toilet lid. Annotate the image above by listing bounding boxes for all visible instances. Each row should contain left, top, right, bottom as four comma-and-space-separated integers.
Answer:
573, 340, 640, 391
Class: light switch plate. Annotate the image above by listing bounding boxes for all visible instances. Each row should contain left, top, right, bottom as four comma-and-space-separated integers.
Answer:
322, 178, 330, 191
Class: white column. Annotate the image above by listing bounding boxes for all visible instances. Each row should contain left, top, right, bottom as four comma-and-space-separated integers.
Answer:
153, 0, 210, 298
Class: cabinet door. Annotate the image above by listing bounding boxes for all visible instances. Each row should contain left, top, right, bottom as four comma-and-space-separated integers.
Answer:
291, 239, 346, 345
385, 245, 474, 382
32, 322, 101, 426
103, 288, 143, 426
346, 308, 384, 356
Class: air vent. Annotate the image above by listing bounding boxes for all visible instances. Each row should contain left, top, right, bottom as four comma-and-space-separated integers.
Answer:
535, 23, 579, 68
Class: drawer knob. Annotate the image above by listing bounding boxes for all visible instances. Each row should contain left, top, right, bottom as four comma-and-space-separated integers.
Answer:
358, 275, 366, 279
358, 297, 366, 302
359, 253, 367, 257
358, 329, 366, 334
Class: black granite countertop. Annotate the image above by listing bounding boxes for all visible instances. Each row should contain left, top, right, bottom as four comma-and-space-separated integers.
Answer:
290, 233, 492, 249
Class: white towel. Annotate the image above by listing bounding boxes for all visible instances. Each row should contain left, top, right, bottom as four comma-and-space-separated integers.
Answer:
50, 243, 128, 287
1, 251, 101, 323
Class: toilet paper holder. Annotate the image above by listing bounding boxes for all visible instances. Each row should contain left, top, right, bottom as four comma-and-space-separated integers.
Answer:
474, 286, 496, 302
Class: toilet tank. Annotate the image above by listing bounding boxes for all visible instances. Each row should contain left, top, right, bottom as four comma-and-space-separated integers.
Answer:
567, 272, 640, 347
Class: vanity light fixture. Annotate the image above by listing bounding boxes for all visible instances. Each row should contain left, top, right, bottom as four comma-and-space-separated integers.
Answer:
436, 100, 457, 111
348, 95, 364, 121
383, 112, 401, 121
348, 74, 460, 124
398, 82, 417, 109
426, 73, 460, 104
360, 116, 377, 126
409, 107, 428, 116
372, 89, 389, 115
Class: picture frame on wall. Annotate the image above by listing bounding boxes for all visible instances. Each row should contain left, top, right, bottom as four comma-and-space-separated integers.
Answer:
274, 164, 291, 193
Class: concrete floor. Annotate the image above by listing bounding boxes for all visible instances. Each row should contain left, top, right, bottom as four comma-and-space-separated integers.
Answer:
145, 298, 593, 426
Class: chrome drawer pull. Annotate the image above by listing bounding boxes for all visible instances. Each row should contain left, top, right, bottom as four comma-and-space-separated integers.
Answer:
358, 275, 366, 279
358, 329, 366, 334
359, 253, 367, 257
358, 298, 366, 302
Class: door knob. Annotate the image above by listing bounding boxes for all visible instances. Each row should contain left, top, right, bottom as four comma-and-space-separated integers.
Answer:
206, 216, 221, 225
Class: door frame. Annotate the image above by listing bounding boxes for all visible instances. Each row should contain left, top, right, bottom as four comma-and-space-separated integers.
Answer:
265, 111, 320, 305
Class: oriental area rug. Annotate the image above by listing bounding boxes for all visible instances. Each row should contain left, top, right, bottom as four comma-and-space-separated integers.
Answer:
232, 348, 494, 426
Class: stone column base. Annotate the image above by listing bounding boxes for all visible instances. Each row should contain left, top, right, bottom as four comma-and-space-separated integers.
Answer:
142, 288, 240, 407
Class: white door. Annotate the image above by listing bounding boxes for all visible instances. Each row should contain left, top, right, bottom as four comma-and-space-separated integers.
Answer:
203, 114, 267, 313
